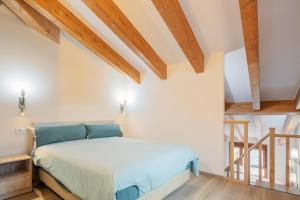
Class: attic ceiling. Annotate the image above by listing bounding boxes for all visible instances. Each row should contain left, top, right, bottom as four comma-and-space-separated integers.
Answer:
60, 0, 243, 69
178, 0, 244, 55
259, 0, 300, 101
1, 0, 299, 104
114, 0, 244, 61
225, 0, 300, 103
1, 0, 299, 138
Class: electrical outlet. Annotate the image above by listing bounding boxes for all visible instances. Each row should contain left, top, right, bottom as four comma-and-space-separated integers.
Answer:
15, 128, 28, 135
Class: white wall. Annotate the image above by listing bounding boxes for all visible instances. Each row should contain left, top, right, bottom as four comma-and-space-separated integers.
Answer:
0, 6, 125, 156
124, 54, 225, 175
0, 5, 226, 176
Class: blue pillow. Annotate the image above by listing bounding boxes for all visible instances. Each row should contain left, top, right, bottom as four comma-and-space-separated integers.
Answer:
85, 124, 123, 139
35, 124, 86, 147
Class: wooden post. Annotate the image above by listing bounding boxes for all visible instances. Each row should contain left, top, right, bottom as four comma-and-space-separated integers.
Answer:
269, 128, 276, 185
258, 143, 262, 181
264, 167, 268, 179
244, 122, 249, 184
237, 162, 240, 180
263, 147, 268, 179
239, 147, 243, 165
286, 137, 290, 186
237, 148, 242, 180
229, 124, 235, 179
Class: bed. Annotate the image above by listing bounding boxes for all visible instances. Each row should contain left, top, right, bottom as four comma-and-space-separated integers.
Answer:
31, 121, 199, 200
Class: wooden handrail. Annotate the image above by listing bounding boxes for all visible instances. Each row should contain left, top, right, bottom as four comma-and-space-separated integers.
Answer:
224, 120, 249, 124
274, 134, 300, 138
224, 133, 270, 171
248, 133, 270, 152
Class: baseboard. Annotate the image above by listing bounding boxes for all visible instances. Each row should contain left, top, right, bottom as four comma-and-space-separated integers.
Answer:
199, 171, 224, 179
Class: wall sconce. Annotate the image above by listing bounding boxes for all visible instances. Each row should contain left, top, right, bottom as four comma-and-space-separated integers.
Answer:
120, 100, 126, 113
19, 89, 25, 116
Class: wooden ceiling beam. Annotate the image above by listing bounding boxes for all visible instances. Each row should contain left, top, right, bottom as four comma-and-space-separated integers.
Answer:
151, 0, 204, 73
225, 100, 300, 115
239, 0, 260, 110
3, 0, 60, 43
24, 0, 140, 83
296, 88, 300, 110
83, 0, 167, 80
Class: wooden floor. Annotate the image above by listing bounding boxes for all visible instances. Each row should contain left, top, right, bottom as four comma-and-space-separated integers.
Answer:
8, 175, 300, 200
256, 180, 300, 196
8, 188, 62, 200
165, 175, 300, 200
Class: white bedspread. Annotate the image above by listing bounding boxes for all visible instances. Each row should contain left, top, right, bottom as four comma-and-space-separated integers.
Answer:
33, 137, 199, 200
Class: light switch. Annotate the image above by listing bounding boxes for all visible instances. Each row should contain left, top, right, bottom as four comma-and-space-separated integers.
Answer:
15, 128, 28, 135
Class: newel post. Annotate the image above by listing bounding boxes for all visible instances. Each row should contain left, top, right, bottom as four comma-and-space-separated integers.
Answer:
286, 137, 290, 186
229, 124, 235, 179
269, 128, 276, 185
244, 122, 249, 184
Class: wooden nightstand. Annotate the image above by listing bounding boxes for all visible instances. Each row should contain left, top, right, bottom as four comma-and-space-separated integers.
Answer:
0, 154, 32, 199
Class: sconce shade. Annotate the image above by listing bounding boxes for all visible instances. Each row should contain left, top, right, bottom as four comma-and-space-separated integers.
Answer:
19, 89, 26, 115
120, 100, 126, 113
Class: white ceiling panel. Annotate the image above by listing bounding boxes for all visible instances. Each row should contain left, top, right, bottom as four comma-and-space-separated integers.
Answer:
258, 0, 300, 101
225, 48, 251, 103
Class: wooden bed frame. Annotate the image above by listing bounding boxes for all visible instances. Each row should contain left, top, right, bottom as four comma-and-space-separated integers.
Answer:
39, 168, 191, 200
32, 120, 192, 200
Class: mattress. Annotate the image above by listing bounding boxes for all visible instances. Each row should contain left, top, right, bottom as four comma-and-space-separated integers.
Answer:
33, 137, 199, 200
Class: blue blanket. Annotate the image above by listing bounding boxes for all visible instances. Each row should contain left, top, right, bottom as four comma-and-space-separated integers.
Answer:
33, 137, 199, 200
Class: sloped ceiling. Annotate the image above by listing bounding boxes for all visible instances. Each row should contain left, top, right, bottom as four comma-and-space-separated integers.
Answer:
225, 48, 251, 103
115, 0, 244, 60
225, 0, 300, 102
179, 0, 244, 55
60, 0, 243, 70
3, 0, 298, 101
259, 0, 300, 101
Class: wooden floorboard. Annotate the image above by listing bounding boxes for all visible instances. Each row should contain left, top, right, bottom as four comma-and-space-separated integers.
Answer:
164, 175, 300, 200
8, 175, 300, 200
255, 180, 300, 196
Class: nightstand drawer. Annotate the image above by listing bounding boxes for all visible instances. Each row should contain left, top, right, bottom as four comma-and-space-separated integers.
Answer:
0, 176, 31, 195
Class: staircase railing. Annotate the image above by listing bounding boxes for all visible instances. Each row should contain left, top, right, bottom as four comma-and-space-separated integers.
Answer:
273, 133, 300, 187
224, 132, 270, 182
224, 120, 249, 184
224, 123, 300, 189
